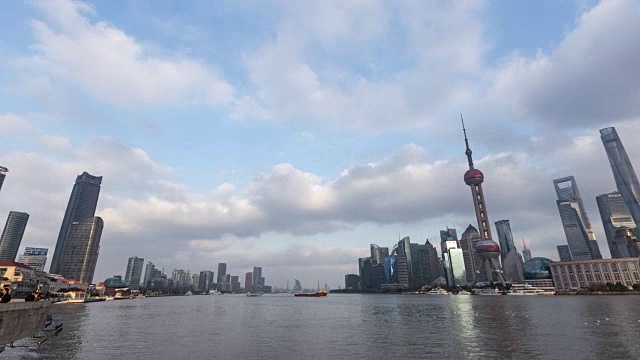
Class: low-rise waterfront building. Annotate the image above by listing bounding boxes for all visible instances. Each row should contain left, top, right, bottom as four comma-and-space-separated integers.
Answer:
550, 257, 640, 292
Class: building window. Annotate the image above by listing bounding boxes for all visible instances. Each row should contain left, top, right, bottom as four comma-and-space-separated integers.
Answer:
633, 272, 640, 281
583, 265, 591, 273
624, 273, 631, 282
595, 273, 602, 282
611, 263, 619, 272
568, 266, 573, 273
620, 262, 628, 271
602, 264, 609, 272
586, 274, 593, 282
614, 273, 621, 282
560, 266, 566, 274
576, 265, 582, 273
604, 273, 612, 282
629, 262, 638, 272
578, 274, 584, 282
592, 264, 600, 273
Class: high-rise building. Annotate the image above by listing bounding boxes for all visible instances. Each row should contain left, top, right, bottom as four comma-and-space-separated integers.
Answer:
17, 247, 48, 272
425, 240, 442, 283
50, 172, 102, 274
142, 262, 156, 288
459, 225, 482, 284
596, 191, 637, 258
57, 217, 104, 283
252, 266, 263, 292
440, 231, 466, 288
495, 220, 524, 283
0, 166, 7, 195
0, 211, 29, 262
461, 117, 506, 285
293, 279, 302, 292
358, 257, 373, 289
345, 274, 359, 290
245, 272, 253, 291
600, 127, 640, 225
216, 263, 227, 291
557, 245, 572, 262
199, 270, 214, 293
124, 256, 144, 288
553, 176, 601, 260
522, 240, 532, 262
370, 244, 389, 264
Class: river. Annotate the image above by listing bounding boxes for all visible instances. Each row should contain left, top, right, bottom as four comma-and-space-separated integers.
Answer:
3, 294, 640, 359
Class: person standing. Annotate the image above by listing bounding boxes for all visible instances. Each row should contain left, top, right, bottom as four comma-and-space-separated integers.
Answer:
1, 287, 11, 303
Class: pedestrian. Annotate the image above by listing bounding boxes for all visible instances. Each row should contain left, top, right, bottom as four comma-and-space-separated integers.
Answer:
0, 287, 11, 303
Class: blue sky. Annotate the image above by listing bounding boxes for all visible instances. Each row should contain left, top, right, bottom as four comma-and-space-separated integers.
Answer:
1, 0, 639, 288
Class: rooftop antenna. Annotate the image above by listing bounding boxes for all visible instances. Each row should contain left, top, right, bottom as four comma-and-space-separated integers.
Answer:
461, 113, 474, 169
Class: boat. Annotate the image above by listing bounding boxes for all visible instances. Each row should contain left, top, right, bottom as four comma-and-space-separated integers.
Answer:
114, 288, 132, 300
294, 290, 327, 297
455, 290, 473, 295
426, 287, 449, 295
208, 289, 222, 295
507, 284, 555, 296
185, 291, 193, 296
246, 292, 263, 297
473, 288, 503, 296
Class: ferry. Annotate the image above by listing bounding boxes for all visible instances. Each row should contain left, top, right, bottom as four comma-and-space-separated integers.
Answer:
426, 287, 449, 295
507, 284, 555, 296
294, 290, 327, 297
246, 292, 263, 297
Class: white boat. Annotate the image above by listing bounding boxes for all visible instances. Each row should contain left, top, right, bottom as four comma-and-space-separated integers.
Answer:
456, 290, 472, 295
185, 291, 193, 296
208, 289, 222, 295
507, 284, 555, 296
474, 288, 503, 296
427, 287, 449, 295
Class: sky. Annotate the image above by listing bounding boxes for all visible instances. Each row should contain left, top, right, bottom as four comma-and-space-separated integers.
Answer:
1, 0, 640, 289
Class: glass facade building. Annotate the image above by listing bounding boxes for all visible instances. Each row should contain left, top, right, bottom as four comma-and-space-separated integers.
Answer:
58, 216, 104, 283
0, 211, 29, 262
125, 256, 144, 288
600, 127, 640, 225
50, 172, 102, 274
554, 176, 601, 260
17, 247, 48, 272
596, 191, 637, 258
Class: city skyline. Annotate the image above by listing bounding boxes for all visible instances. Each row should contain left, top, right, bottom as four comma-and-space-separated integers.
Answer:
1, 0, 640, 287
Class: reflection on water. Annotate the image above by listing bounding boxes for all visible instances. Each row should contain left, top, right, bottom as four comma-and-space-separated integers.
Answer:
4, 294, 640, 359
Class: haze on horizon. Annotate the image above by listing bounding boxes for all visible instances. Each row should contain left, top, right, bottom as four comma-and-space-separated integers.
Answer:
1, 0, 639, 288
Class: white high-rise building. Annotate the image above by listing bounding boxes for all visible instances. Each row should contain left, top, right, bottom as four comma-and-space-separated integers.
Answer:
125, 256, 145, 287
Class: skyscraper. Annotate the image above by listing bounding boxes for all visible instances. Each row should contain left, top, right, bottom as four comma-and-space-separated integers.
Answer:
557, 245, 572, 262
370, 244, 389, 264
125, 256, 145, 287
199, 270, 214, 293
461, 117, 506, 285
495, 220, 524, 283
252, 266, 263, 292
142, 262, 156, 288
553, 176, 601, 260
0, 211, 29, 262
600, 127, 640, 225
0, 166, 7, 195
57, 216, 104, 283
50, 172, 102, 274
245, 272, 253, 291
440, 230, 466, 288
17, 247, 48, 272
597, 191, 637, 258
459, 224, 482, 284
425, 240, 442, 283
522, 240, 532, 262
216, 263, 227, 291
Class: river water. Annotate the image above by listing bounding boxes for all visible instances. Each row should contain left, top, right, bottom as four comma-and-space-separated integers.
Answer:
3, 294, 640, 359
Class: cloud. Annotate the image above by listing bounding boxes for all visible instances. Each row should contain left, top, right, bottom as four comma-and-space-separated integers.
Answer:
0, 114, 37, 134
19, 0, 234, 107
491, 0, 640, 126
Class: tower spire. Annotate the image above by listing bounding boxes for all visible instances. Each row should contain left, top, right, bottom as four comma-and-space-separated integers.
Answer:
461, 113, 474, 169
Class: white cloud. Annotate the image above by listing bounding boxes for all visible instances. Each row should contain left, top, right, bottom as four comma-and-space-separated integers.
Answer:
20, 0, 235, 107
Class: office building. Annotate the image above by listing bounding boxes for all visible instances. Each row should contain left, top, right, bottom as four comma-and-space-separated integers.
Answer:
0, 166, 7, 194
57, 217, 104, 283
600, 127, 640, 225
124, 256, 144, 288
17, 247, 48, 272
553, 176, 601, 260
596, 191, 637, 258
199, 270, 214, 293
495, 220, 524, 283
345, 274, 359, 290
142, 262, 156, 288
557, 245, 572, 262
441, 231, 466, 288
461, 118, 506, 285
425, 240, 442, 283
252, 266, 263, 292
550, 257, 640, 292
216, 263, 227, 291
0, 211, 29, 261
244, 272, 253, 291
459, 225, 481, 284
370, 244, 389, 264
50, 172, 102, 274
521, 240, 532, 262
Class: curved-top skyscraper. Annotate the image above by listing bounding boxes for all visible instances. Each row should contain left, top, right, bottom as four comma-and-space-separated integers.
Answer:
600, 127, 640, 226
461, 116, 506, 286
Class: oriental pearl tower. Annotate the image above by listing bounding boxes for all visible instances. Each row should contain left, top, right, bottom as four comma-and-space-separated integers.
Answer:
461, 116, 507, 286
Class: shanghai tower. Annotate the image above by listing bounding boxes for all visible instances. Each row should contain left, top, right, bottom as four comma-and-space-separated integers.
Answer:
50, 172, 102, 274
600, 127, 640, 226
461, 116, 506, 286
